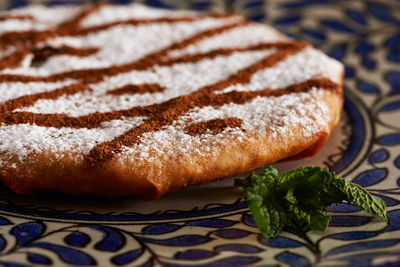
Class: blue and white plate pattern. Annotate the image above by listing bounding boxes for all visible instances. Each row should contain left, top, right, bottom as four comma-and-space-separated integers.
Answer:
0, 0, 399, 266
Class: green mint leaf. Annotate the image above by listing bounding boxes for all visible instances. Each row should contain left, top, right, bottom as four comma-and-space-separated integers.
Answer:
236, 166, 388, 239
339, 181, 388, 220
239, 167, 288, 238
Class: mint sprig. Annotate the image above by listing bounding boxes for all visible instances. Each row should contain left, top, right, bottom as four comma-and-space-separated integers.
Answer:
236, 166, 388, 238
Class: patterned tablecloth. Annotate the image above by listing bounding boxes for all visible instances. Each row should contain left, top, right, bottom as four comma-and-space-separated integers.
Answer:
0, 0, 399, 266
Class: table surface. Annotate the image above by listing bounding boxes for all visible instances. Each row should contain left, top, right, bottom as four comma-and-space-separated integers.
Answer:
0, 0, 400, 266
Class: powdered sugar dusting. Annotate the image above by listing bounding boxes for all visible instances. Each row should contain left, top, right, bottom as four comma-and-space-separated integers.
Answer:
0, 116, 146, 163
220, 47, 343, 94
126, 88, 330, 162
0, 80, 73, 103
81, 4, 196, 28
170, 23, 285, 57
0, 3, 343, 168
19, 50, 275, 115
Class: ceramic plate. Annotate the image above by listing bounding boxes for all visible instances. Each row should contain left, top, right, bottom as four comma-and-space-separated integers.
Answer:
0, 1, 399, 266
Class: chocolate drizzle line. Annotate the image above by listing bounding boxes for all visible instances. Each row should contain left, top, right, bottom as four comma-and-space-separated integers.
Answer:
0, 4, 340, 167
107, 84, 166, 95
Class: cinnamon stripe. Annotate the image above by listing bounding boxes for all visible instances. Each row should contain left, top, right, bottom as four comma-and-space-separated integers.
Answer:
0, 15, 35, 21
0, 42, 303, 115
74, 13, 238, 37
0, 4, 336, 168
0, 3, 240, 70
0, 83, 89, 113
107, 84, 166, 95
185, 118, 243, 136
0, 5, 238, 50
0, 78, 338, 129
31, 46, 100, 65
84, 77, 337, 166
0, 20, 248, 84
0, 42, 307, 126
0, 48, 31, 70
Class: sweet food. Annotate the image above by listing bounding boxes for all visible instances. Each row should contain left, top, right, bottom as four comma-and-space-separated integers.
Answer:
0, 3, 343, 198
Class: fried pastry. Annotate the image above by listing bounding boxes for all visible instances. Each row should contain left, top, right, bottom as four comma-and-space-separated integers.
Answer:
0, 4, 343, 198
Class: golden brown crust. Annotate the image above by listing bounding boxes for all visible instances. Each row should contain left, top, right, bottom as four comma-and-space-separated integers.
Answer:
0, 89, 342, 199
0, 4, 344, 199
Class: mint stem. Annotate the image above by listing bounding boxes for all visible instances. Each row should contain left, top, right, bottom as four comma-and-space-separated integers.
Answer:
293, 223, 321, 261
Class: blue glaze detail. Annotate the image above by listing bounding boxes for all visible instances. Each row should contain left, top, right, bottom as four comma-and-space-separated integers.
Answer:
28, 242, 95, 265
328, 231, 376, 240
247, 13, 265, 22
352, 168, 387, 187
243, 214, 257, 227
10, 222, 45, 247
302, 27, 326, 41
0, 200, 248, 222
92, 226, 125, 252
0, 216, 11, 225
111, 250, 142, 265
213, 229, 249, 239
328, 203, 360, 212
191, 1, 211, 11
215, 244, 261, 253
145, 0, 174, 9
385, 72, 400, 95
386, 209, 400, 232
378, 101, 400, 112
0, 235, 5, 252
48, 0, 86, 5
0, 261, 31, 267
388, 50, 400, 64
369, 149, 389, 164
332, 96, 366, 174
357, 81, 379, 94
274, 15, 301, 25
329, 216, 372, 227
394, 155, 400, 169
163, 256, 260, 267
9, 0, 28, 8
186, 218, 236, 228
27, 253, 52, 265
142, 235, 210, 246
281, 0, 328, 9
142, 224, 180, 235
321, 19, 354, 33
326, 239, 400, 256
361, 57, 376, 70
327, 44, 347, 60
384, 33, 400, 49
368, 4, 399, 23
345, 65, 355, 79
334, 251, 399, 261
355, 41, 374, 54
346, 9, 367, 25
64, 232, 90, 247
377, 134, 400, 146
261, 237, 304, 248
175, 249, 213, 260
276, 251, 309, 267
243, 0, 264, 9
